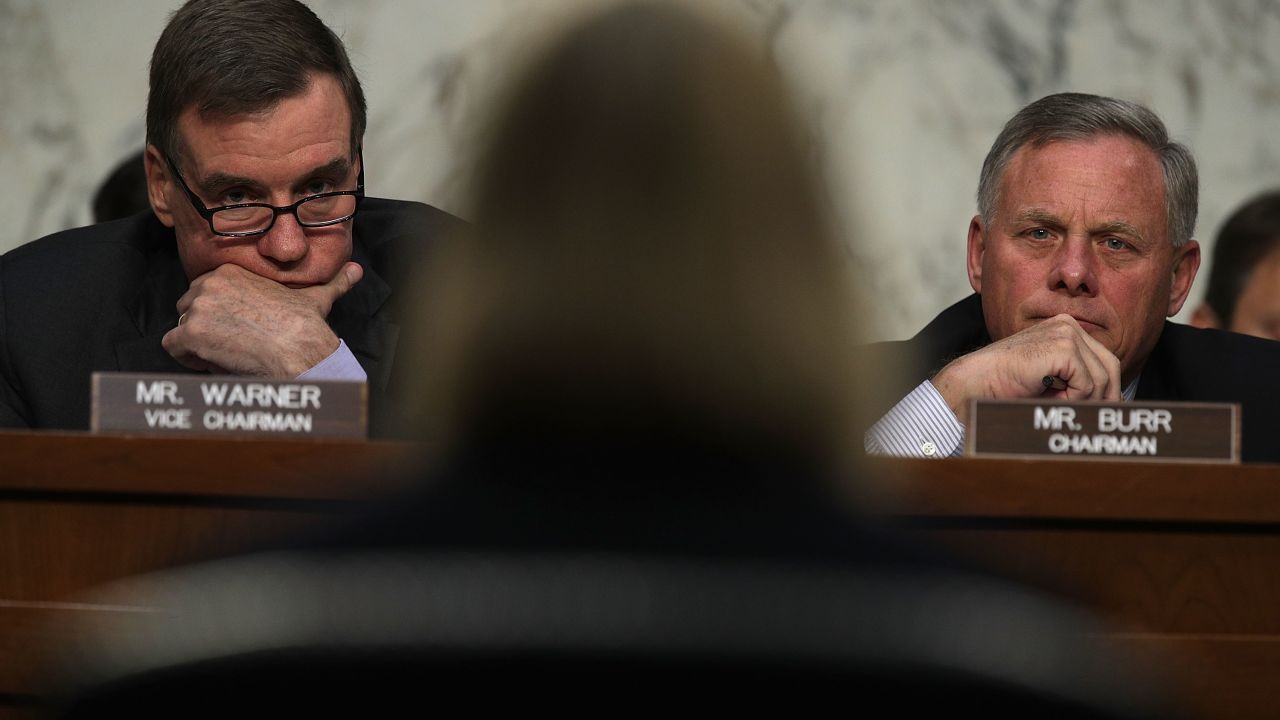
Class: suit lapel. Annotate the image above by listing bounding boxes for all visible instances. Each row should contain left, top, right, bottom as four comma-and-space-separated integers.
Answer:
916, 294, 992, 376
329, 241, 399, 392
1134, 323, 1179, 402
116, 228, 192, 373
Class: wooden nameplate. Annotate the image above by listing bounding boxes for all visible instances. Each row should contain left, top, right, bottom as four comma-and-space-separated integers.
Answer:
967, 399, 1239, 463
91, 372, 367, 439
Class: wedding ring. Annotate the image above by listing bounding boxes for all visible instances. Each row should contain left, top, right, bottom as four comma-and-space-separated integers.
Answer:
178, 312, 189, 327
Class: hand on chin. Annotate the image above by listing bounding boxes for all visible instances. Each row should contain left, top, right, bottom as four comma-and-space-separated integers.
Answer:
162, 261, 363, 377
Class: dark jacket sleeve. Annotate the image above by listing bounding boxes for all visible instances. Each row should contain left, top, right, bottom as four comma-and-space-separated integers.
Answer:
855, 294, 992, 430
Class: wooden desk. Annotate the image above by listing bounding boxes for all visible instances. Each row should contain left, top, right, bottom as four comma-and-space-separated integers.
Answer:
2, 435, 1278, 718
0, 431, 421, 708
876, 457, 1280, 720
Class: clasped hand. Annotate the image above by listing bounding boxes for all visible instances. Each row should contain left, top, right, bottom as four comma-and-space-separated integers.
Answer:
932, 314, 1122, 424
162, 262, 364, 377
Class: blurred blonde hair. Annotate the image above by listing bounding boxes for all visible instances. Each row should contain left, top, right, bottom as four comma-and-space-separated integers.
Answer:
409, 1, 869, 473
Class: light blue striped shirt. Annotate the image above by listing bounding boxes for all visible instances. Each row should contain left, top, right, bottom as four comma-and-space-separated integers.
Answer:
865, 376, 1141, 458
296, 338, 368, 382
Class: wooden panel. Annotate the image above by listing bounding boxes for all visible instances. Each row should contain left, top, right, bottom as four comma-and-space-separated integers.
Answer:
0, 501, 346, 697
0, 431, 423, 499
1115, 635, 1280, 720
911, 527, 1280, 635
0, 501, 336, 601
871, 457, 1280, 523
0, 431, 423, 699
4, 437, 1280, 719
1, 606, 91, 708
866, 457, 1280, 720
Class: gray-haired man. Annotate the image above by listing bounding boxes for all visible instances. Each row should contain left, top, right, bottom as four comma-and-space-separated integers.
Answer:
864, 92, 1280, 463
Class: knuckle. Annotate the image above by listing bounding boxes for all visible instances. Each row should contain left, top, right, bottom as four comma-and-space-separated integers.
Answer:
1048, 334, 1074, 354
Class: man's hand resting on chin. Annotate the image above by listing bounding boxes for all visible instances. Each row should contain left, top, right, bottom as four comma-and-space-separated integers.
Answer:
162, 261, 363, 377
932, 314, 1123, 425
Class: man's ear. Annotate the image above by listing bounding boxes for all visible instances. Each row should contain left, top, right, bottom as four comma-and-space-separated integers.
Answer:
966, 215, 985, 293
1189, 303, 1221, 329
144, 145, 176, 228
1166, 239, 1201, 316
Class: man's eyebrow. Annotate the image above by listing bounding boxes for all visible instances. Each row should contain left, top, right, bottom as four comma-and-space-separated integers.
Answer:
1012, 208, 1064, 226
196, 172, 260, 196
1011, 210, 1148, 242
1092, 220, 1146, 241
296, 158, 354, 188
194, 158, 354, 196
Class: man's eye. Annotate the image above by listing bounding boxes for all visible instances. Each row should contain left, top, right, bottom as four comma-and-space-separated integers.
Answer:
1104, 237, 1128, 251
1028, 228, 1052, 240
304, 179, 334, 196
222, 190, 250, 205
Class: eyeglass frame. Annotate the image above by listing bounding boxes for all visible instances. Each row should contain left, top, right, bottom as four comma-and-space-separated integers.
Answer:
163, 152, 365, 238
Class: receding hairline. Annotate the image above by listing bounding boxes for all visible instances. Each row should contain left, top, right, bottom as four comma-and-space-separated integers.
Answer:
976, 93, 1198, 249
986, 133, 1169, 243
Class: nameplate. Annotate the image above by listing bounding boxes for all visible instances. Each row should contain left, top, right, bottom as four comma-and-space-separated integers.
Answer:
966, 399, 1239, 463
91, 373, 366, 439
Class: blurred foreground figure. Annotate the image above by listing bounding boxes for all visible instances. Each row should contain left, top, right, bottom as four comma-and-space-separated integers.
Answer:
1191, 190, 1280, 340
50, 4, 1167, 717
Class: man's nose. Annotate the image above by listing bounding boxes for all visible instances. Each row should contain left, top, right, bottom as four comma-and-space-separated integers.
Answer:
256, 212, 309, 264
1049, 237, 1098, 297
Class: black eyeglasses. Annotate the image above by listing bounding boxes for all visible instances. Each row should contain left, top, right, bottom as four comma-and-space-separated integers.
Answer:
164, 153, 364, 237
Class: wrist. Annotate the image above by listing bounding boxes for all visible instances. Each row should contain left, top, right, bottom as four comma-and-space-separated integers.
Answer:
931, 357, 976, 425
279, 329, 340, 378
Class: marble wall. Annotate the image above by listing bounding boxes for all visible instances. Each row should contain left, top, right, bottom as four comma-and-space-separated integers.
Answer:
3, 0, 1280, 340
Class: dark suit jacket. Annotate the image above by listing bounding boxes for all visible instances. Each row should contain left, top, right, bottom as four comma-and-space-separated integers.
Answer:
0, 197, 462, 437
863, 293, 1280, 464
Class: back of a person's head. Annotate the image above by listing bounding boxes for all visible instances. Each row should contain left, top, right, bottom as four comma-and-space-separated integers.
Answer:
412, 1, 864, 472
1203, 190, 1280, 327
92, 151, 150, 223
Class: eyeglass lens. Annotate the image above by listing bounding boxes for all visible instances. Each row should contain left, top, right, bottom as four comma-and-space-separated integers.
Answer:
211, 194, 359, 234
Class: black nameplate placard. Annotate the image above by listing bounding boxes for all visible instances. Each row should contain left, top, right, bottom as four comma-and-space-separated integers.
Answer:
91, 373, 366, 439
967, 399, 1239, 463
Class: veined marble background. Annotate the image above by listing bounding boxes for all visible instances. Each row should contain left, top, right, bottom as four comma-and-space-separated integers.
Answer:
3, 0, 1279, 341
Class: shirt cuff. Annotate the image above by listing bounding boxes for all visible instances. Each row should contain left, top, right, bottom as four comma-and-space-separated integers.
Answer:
296, 339, 367, 382
864, 380, 965, 458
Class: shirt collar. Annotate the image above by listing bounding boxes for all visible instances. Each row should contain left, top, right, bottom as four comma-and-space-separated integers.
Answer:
1122, 374, 1141, 402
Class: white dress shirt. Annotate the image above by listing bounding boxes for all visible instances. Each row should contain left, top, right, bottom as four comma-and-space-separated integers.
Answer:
865, 376, 1141, 458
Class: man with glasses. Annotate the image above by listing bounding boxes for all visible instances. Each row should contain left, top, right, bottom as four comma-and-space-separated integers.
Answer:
0, 0, 460, 434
